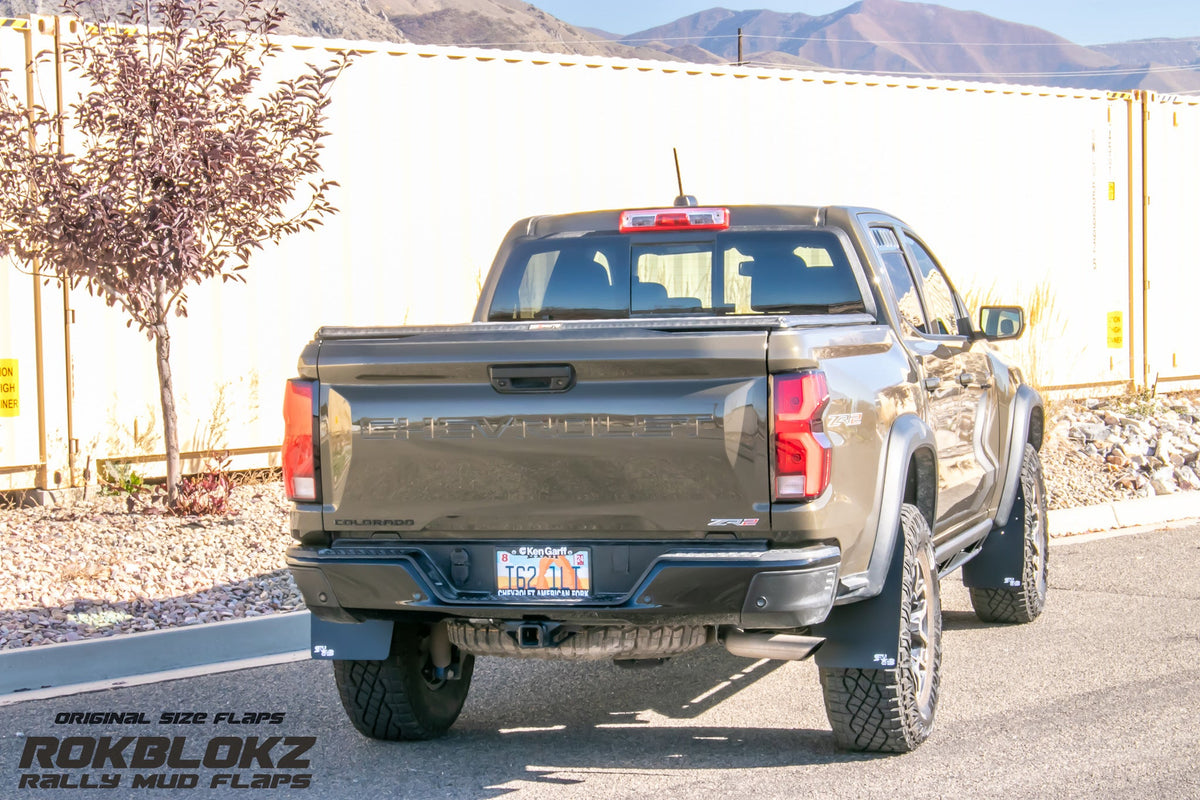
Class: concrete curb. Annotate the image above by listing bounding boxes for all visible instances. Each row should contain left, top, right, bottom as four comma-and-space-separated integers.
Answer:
1, 492, 1197, 703
0, 611, 310, 700
1049, 492, 1200, 536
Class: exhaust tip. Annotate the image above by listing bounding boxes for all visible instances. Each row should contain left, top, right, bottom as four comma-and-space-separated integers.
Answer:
722, 629, 824, 661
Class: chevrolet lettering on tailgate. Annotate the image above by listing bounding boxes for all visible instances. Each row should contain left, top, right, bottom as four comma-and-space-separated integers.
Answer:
360, 414, 720, 440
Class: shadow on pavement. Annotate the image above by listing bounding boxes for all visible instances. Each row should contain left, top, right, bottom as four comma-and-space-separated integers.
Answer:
317, 647, 892, 798
0, 630, 905, 798
940, 608, 1002, 631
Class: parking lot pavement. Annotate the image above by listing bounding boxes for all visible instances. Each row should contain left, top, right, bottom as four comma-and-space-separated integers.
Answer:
1, 524, 1198, 799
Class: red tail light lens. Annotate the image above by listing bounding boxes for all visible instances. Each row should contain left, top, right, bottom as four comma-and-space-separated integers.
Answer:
283, 379, 317, 502
773, 371, 831, 501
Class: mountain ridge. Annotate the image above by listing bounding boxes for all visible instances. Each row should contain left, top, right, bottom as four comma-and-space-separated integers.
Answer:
616, 0, 1200, 93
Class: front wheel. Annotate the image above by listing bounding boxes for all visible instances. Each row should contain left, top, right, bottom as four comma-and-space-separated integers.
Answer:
819, 503, 942, 752
970, 443, 1049, 624
333, 623, 475, 741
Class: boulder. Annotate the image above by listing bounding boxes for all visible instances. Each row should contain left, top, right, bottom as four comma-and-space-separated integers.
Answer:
1150, 477, 1178, 495
1176, 467, 1200, 491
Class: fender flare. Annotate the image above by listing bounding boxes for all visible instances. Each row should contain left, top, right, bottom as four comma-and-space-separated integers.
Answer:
993, 383, 1044, 529
837, 413, 938, 603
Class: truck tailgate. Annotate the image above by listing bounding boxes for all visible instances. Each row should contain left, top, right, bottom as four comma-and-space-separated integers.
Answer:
315, 325, 770, 538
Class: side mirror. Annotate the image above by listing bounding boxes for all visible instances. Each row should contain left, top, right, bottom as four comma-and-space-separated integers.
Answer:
977, 306, 1025, 341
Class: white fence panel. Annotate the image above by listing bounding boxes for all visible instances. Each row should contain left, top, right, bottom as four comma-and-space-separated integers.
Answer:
1145, 96, 1200, 388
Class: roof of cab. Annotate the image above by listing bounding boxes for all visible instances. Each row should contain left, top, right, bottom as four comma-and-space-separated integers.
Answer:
519, 204, 896, 237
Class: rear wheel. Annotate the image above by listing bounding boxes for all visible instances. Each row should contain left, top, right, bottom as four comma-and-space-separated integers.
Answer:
819, 504, 942, 752
970, 443, 1048, 624
333, 623, 474, 741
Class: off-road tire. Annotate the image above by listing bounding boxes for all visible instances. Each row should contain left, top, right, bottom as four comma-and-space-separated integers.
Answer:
970, 443, 1049, 624
819, 504, 942, 752
333, 623, 475, 741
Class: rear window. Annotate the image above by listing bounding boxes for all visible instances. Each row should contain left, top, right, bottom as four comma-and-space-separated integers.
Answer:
487, 231, 864, 321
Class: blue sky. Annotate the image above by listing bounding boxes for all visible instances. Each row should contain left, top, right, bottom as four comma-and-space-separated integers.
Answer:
534, 1, 1199, 45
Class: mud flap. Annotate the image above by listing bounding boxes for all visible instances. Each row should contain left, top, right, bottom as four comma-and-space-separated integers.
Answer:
962, 480, 1028, 590
310, 616, 394, 660
811, 533, 903, 670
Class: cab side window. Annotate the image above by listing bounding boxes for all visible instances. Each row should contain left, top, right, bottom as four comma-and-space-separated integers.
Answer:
871, 227, 927, 333
905, 235, 962, 337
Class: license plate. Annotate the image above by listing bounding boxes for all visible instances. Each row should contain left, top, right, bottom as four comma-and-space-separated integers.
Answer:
496, 546, 591, 599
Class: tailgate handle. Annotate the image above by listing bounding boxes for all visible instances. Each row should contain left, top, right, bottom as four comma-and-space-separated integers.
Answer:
489, 364, 575, 393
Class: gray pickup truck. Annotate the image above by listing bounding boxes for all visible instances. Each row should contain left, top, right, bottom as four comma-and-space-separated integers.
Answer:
283, 202, 1046, 752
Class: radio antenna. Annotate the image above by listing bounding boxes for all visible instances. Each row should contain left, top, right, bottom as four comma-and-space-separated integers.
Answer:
672, 148, 697, 207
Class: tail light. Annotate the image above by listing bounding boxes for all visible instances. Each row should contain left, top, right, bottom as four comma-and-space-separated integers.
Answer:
283, 379, 317, 502
619, 207, 730, 232
773, 371, 831, 501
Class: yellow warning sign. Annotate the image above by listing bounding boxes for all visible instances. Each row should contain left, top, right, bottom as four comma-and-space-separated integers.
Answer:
1106, 312, 1124, 349
0, 359, 17, 417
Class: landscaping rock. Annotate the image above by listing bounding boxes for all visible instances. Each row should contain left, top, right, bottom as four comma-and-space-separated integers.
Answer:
1040, 390, 1200, 510
0, 483, 302, 651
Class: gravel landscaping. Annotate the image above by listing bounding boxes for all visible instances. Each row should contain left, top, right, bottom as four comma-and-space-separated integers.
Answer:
1, 390, 1197, 651
0, 483, 302, 651
1040, 390, 1200, 507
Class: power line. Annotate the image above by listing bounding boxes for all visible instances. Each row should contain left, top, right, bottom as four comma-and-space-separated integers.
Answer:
734, 61, 1200, 80
422, 32, 1200, 50
618, 33, 1200, 48
413, 31, 1200, 86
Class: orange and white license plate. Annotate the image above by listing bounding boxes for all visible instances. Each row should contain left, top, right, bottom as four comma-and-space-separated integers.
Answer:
496, 546, 591, 599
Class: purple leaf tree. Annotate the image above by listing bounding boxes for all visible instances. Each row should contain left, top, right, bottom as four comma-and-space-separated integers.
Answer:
0, 0, 351, 505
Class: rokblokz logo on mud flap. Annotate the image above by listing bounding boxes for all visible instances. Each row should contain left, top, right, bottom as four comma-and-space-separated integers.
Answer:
15, 710, 315, 790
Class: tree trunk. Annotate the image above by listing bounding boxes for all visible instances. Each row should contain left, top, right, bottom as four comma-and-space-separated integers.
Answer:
153, 320, 181, 507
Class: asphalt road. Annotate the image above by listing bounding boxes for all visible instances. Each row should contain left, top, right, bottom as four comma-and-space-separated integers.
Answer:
2, 524, 1198, 799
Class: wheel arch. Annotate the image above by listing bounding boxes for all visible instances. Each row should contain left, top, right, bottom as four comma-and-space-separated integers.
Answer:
905, 445, 937, 528
994, 383, 1045, 528
837, 413, 938, 604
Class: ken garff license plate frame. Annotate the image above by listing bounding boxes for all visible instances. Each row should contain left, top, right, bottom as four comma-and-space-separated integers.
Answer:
496, 546, 591, 600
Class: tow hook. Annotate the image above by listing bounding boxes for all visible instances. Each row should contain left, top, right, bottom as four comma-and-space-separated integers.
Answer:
503, 621, 571, 649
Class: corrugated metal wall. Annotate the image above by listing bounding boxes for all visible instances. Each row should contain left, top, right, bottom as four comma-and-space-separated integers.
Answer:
1144, 95, 1200, 389
2, 17, 1198, 489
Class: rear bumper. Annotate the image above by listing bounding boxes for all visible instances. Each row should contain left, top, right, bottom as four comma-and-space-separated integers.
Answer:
287, 540, 841, 630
